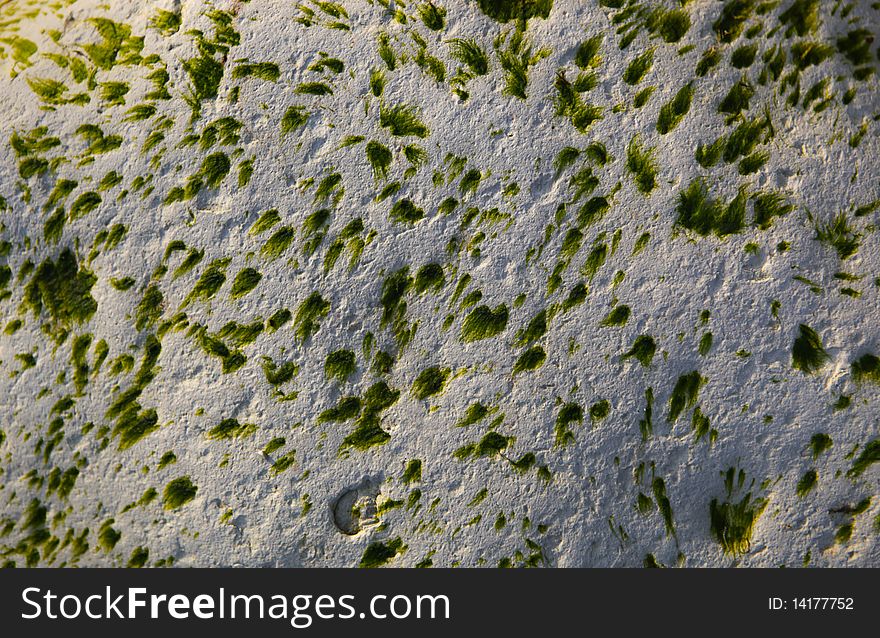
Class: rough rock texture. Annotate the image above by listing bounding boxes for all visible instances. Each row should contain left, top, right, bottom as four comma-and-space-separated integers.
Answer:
0, 0, 878, 568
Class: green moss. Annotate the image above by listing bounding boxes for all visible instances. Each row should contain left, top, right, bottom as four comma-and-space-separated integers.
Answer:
514, 309, 547, 346
668, 371, 704, 422
149, 9, 181, 36
852, 353, 880, 384
127, 547, 149, 568
623, 49, 653, 85
158, 451, 177, 469
412, 366, 450, 399
365, 141, 392, 180
359, 537, 406, 568
554, 402, 582, 447
232, 61, 280, 82
675, 179, 747, 238
448, 38, 489, 75
713, 0, 755, 43
230, 268, 262, 299
847, 440, 880, 478
97, 519, 121, 552
657, 83, 693, 134
293, 291, 330, 342
390, 199, 425, 224
379, 103, 429, 137
815, 213, 860, 260
128, 293, 160, 336
325, 349, 356, 383
260, 227, 296, 260
23, 249, 97, 329
698, 332, 713, 356
795, 469, 817, 497
625, 135, 657, 195
601, 305, 630, 327
461, 304, 508, 342
281, 106, 309, 134
731, 43, 758, 68
207, 418, 257, 440
752, 191, 793, 230
623, 335, 656, 367
318, 396, 361, 423
791, 324, 829, 375
779, 0, 820, 38
250, 209, 281, 236
513, 346, 546, 374
574, 34, 603, 69
271, 452, 296, 474
402, 459, 422, 484
173, 249, 204, 279
162, 476, 197, 510
633, 86, 655, 108
69, 192, 101, 220
710, 486, 766, 555
581, 242, 607, 281
185, 258, 230, 305
590, 399, 610, 422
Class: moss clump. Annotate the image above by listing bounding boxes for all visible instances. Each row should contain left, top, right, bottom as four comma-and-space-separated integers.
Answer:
418, 2, 446, 30
601, 305, 630, 327
574, 34, 603, 69
461, 304, 509, 342
402, 459, 422, 484
752, 191, 793, 230
413, 263, 445, 294
325, 349, 356, 383
230, 267, 262, 299
281, 106, 309, 134
360, 537, 406, 568
207, 418, 257, 440
779, 0, 820, 38
262, 358, 298, 386
389, 198, 425, 224
625, 135, 657, 195
675, 179, 747, 238
657, 83, 693, 134
455, 431, 512, 459
623, 335, 656, 367
340, 382, 400, 451
456, 402, 490, 427
260, 226, 296, 261
851, 353, 880, 384
696, 47, 722, 76
476, 0, 553, 22
365, 141, 392, 180
318, 396, 362, 423
293, 291, 330, 342
513, 346, 546, 374
162, 476, 197, 510
590, 399, 610, 422
232, 61, 280, 81
712, 0, 755, 43
709, 489, 766, 555
412, 366, 450, 400
815, 213, 860, 260
623, 49, 654, 85
185, 258, 230, 305
23, 249, 98, 329
555, 402, 583, 447
795, 469, 817, 498
379, 103, 429, 138
847, 440, 880, 478
791, 324, 829, 375
249, 209, 280, 235
668, 370, 704, 422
